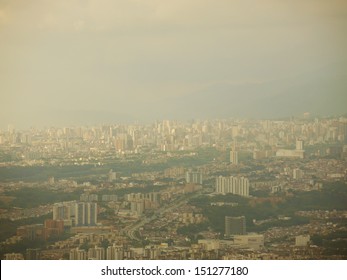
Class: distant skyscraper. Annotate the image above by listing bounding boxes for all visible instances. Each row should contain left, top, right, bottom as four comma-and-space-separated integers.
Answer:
225, 216, 246, 237
75, 202, 85, 226
106, 245, 124, 260
231, 126, 239, 138
216, 176, 249, 197
70, 249, 87, 260
296, 139, 304, 150
185, 170, 203, 184
53, 202, 72, 222
295, 235, 310, 246
101, 194, 118, 202
75, 202, 97, 226
26, 248, 41, 260
48, 176, 55, 184
88, 246, 105, 260
293, 168, 304, 179
108, 169, 117, 182
230, 142, 238, 165
87, 202, 97, 225
276, 139, 305, 158
80, 193, 98, 202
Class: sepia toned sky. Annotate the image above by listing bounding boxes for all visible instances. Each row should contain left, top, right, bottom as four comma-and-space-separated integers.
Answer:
1, 0, 347, 128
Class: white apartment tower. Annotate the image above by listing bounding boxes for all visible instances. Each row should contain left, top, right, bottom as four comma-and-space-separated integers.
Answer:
296, 139, 304, 150
230, 142, 238, 165
53, 204, 70, 221
186, 170, 203, 184
75, 202, 97, 226
216, 176, 249, 197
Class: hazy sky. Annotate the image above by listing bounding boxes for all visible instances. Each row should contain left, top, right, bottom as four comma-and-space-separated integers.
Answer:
1, 0, 347, 128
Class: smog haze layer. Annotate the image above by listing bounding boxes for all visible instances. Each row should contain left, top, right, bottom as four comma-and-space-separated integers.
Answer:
1, 0, 347, 129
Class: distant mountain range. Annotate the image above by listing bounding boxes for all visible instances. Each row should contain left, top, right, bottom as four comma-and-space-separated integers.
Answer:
1, 73, 346, 129
157, 74, 347, 120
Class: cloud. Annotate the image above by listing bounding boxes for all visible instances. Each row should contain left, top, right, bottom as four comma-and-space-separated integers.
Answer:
73, 19, 85, 31
0, 0, 346, 128
1, 0, 345, 32
0, 9, 9, 25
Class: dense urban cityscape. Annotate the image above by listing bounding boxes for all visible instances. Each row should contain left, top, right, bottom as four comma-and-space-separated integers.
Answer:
0, 115, 346, 260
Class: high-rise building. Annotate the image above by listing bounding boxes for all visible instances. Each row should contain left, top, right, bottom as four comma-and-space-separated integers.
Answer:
293, 168, 304, 179
295, 235, 310, 246
70, 249, 87, 260
26, 248, 41, 260
44, 219, 64, 240
75, 202, 97, 226
131, 201, 145, 216
80, 193, 98, 202
53, 203, 71, 221
101, 194, 118, 202
145, 192, 160, 203
225, 216, 246, 237
276, 139, 305, 159
108, 169, 117, 182
215, 176, 249, 197
185, 170, 203, 184
5, 253, 24, 260
52, 201, 76, 226
230, 142, 238, 165
126, 192, 159, 203
48, 176, 55, 184
16, 224, 44, 241
75, 202, 85, 226
88, 246, 105, 260
296, 139, 304, 150
106, 245, 124, 260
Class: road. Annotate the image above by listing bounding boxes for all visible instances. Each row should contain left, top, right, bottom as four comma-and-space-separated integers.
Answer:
124, 191, 203, 241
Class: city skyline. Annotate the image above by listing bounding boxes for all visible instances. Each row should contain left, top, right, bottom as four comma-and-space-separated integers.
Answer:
1, 1, 347, 261
1, 115, 346, 260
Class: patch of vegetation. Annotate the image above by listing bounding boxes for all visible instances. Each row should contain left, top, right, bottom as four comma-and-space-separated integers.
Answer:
4, 188, 82, 208
0, 214, 51, 242
189, 182, 347, 234
177, 222, 210, 236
